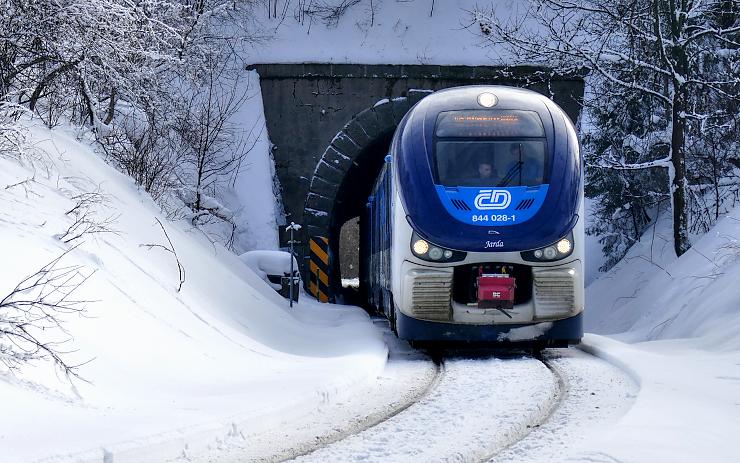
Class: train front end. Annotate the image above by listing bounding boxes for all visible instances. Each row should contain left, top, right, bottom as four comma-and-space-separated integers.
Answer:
391, 86, 584, 346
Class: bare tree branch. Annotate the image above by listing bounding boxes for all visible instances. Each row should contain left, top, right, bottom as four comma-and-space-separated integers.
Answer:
140, 218, 185, 292
0, 245, 95, 380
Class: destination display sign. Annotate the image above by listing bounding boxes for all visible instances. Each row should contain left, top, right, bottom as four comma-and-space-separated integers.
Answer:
435, 110, 545, 138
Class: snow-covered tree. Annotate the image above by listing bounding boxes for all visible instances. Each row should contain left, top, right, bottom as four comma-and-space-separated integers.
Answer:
473, 0, 740, 258
583, 80, 670, 270
174, 60, 256, 234
1, 0, 264, 247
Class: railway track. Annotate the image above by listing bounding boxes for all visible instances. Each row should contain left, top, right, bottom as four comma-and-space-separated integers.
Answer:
477, 351, 567, 463
191, 322, 635, 463
279, 353, 446, 462
190, 319, 443, 463
290, 349, 557, 463
289, 346, 635, 463
487, 348, 637, 462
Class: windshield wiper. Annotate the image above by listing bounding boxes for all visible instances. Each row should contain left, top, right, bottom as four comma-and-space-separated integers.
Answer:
497, 162, 523, 187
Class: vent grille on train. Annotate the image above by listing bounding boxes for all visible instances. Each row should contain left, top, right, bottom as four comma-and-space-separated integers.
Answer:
451, 199, 471, 211
410, 270, 453, 321
533, 268, 576, 317
515, 198, 535, 210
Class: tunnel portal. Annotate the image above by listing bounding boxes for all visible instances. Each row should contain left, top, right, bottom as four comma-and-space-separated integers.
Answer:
250, 64, 584, 303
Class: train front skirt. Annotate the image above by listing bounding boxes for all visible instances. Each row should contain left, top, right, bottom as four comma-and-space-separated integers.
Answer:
395, 311, 583, 346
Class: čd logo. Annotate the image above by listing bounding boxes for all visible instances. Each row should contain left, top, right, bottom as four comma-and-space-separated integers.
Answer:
474, 189, 511, 210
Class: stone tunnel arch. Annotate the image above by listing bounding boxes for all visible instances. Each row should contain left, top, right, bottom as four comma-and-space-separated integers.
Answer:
302, 92, 429, 302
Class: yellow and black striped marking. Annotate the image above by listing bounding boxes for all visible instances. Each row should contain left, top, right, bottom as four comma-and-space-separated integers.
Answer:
308, 236, 331, 303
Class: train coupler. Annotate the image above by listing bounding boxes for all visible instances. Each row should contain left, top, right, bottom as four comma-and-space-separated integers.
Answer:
477, 265, 516, 318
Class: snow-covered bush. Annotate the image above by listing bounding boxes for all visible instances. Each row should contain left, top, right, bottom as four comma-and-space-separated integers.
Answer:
173, 60, 258, 247
0, 0, 265, 249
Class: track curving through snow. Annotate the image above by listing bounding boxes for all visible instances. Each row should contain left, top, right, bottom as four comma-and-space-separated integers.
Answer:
288, 344, 636, 463
488, 348, 638, 462
290, 351, 559, 463
188, 320, 636, 463
188, 319, 441, 463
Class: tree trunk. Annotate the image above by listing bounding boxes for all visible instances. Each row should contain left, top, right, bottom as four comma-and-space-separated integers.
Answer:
671, 88, 689, 257
104, 87, 116, 125
667, 0, 690, 257
28, 58, 81, 111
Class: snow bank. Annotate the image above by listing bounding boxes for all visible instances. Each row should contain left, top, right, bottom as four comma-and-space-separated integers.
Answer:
586, 206, 740, 348
223, 70, 281, 252
583, 206, 740, 462
246, 0, 529, 65
0, 120, 387, 463
580, 335, 740, 463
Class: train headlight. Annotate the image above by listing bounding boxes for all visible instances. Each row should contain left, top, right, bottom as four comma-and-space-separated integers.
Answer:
521, 231, 575, 262
477, 92, 498, 108
410, 231, 466, 263
556, 238, 572, 254
413, 239, 429, 255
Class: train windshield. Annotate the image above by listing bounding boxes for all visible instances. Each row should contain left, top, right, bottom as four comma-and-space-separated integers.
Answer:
435, 140, 547, 187
434, 110, 547, 188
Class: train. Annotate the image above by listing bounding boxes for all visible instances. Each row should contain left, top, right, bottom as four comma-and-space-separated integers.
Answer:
362, 86, 584, 346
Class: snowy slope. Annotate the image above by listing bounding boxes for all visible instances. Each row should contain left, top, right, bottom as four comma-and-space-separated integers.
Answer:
579, 336, 740, 463
0, 120, 387, 462
586, 206, 740, 347
582, 207, 740, 462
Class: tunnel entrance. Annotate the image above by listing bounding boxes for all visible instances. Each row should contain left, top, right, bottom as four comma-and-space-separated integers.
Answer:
254, 64, 585, 305
331, 131, 393, 307
301, 95, 418, 307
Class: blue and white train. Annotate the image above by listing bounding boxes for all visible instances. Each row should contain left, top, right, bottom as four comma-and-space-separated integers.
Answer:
363, 86, 584, 346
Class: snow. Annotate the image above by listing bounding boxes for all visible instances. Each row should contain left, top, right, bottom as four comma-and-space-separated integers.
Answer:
0, 119, 387, 463
497, 321, 553, 342
586, 205, 740, 344
227, 70, 281, 252
490, 349, 637, 462
186, 320, 437, 462
246, 1, 526, 65
580, 336, 740, 463
292, 355, 557, 462
373, 98, 390, 107
239, 249, 298, 290
583, 204, 740, 462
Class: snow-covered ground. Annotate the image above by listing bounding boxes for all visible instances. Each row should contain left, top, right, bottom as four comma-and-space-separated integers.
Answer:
581, 206, 740, 462
246, 0, 526, 65
187, 319, 439, 462
293, 354, 558, 462
0, 120, 387, 463
490, 349, 637, 463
